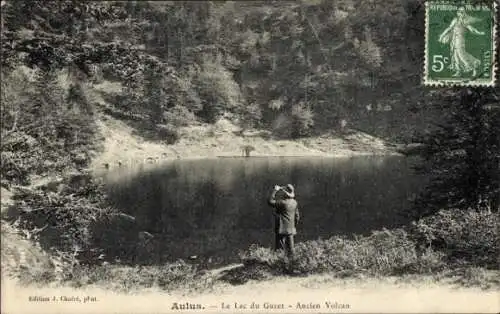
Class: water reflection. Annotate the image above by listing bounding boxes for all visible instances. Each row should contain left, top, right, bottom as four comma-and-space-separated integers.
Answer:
102, 156, 424, 265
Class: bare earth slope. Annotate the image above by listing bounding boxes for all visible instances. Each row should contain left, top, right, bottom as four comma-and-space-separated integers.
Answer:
90, 114, 398, 172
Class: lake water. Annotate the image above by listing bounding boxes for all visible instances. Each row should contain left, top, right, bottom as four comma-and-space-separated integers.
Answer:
101, 156, 424, 266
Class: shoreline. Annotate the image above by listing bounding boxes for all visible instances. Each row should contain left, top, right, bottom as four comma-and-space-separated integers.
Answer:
90, 147, 403, 172
89, 115, 404, 172
90, 152, 405, 179
95, 152, 403, 165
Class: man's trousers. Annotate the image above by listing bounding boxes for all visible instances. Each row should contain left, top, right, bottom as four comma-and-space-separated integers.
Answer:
275, 233, 294, 257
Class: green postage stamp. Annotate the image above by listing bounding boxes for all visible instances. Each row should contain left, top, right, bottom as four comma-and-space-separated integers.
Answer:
424, 1, 497, 86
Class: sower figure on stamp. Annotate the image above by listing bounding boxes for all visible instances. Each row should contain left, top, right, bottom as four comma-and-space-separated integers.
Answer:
268, 184, 299, 258
438, 7, 485, 77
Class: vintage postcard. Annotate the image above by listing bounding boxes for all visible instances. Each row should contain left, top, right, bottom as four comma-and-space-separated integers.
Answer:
1, 1, 499, 314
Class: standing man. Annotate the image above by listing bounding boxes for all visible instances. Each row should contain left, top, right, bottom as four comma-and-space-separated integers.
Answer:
268, 184, 300, 258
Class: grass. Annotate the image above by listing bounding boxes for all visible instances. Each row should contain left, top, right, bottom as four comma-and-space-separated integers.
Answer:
63, 261, 215, 293
446, 266, 500, 290
16, 259, 220, 294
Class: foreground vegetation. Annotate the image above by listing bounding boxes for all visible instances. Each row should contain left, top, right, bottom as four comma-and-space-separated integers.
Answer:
238, 210, 498, 277
4, 206, 498, 292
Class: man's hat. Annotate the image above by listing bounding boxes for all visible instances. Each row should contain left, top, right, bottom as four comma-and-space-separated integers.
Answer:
283, 184, 295, 198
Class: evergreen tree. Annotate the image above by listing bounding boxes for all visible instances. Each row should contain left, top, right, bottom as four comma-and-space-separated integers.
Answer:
413, 88, 500, 218
143, 65, 168, 125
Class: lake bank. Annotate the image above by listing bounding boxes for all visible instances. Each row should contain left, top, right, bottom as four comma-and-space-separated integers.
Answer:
89, 115, 402, 172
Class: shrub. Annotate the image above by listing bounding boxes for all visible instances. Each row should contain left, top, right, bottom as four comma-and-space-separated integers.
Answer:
408, 209, 499, 267
6, 173, 123, 264
239, 228, 445, 277
163, 106, 197, 128
193, 57, 244, 123
291, 102, 314, 138
239, 244, 288, 269
16, 256, 205, 292
447, 266, 500, 290
156, 124, 180, 144
240, 102, 263, 130
66, 260, 202, 292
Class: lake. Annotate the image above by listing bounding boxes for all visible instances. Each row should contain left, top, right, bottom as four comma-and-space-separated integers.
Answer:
101, 156, 425, 266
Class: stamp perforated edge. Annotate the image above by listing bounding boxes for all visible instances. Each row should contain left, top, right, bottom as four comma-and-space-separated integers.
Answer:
423, 0, 498, 87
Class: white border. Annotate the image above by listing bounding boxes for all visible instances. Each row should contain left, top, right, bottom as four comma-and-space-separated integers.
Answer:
423, 0, 498, 87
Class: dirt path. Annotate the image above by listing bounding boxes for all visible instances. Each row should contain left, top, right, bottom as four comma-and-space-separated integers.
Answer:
2, 273, 499, 314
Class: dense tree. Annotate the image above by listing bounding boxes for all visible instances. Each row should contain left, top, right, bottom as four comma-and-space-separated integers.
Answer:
412, 88, 500, 217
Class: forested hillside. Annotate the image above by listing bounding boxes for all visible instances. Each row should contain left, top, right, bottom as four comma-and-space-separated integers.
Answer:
2, 0, 434, 146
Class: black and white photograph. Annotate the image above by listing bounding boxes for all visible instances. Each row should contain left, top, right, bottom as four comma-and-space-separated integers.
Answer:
1, 1, 498, 313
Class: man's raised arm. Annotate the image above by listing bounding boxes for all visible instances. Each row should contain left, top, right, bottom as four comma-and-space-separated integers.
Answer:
268, 185, 281, 206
